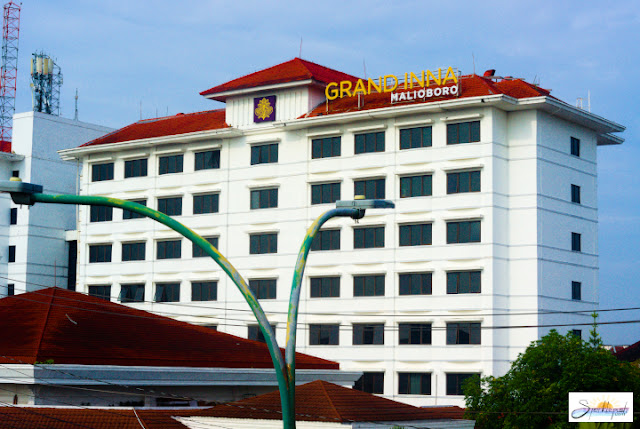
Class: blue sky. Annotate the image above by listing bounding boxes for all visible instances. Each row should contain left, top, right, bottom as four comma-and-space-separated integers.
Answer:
17, 0, 639, 344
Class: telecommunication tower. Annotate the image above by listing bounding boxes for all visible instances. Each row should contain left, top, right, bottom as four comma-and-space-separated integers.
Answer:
0, 1, 20, 152
30, 52, 63, 115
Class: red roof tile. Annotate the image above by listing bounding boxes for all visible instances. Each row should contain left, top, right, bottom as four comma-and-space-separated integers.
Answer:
0, 288, 338, 369
613, 339, 640, 362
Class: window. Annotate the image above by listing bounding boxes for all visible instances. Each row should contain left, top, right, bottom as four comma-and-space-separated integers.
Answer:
399, 323, 432, 345
193, 193, 219, 214
399, 373, 431, 395
157, 197, 182, 216
354, 131, 385, 154
571, 329, 582, 339
400, 174, 432, 198
572, 281, 582, 301
447, 271, 481, 294
122, 242, 146, 261
399, 223, 432, 246
249, 233, 277, 254
192, 281, 217, 301
399, 273, 432, 295
7, 284, 14, 296
354, 275, 385, 297
571, 137, 580, 157
195, 150, 220, 171
157, 240, 181, 259
251, 143, 278, 165
89, 244, 111, 263
447, 121, 480, 145
354, 178, 385, 199
309, 324, 339, 345
158, 154, 183, 175
250, 188, 278, 209
310, 229, 340, 251
192, 237, 219, 258
90, 206, 113, 222
248, 324, 276, 343
446, 373, 479, 396
446, 220, 481, 243
120, 284, 145, 303
123, 199, 147, 220
88, 285, 111, 300
354, 226, 384, 249
572, 232, 582, 252
155, 283, 180, 302
353, 324, 384, 345
7, 245, 15, 263
249, 279, 277, 300
446, 322, 481, 345
91, 163, 114, 182
311, 182, 341, 205
400, 126, 432, 149
11, 170, 18, 178
312, 136, 341, 159
9, 208, 17, 225
447, 170, 481, 194
124, 158, 148, 178
571, 184, 581, 204
310, 277, 340, 298
354, 372, 384, 394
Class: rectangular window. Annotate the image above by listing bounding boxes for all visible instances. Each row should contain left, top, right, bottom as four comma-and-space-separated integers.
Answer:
353, 324, 384, 345
399, 373, 431, 395
90, 206, 113, 222
249, 233, 277, 254
354, 372, 384, 394
248, 324, 276, 343
122, 242, 146, 262
311, 182, 341, 205
447, 271, 481, 294
400, 174, 432, 198
192, 236, 219, 258
119, 284, 145, 303
309, 324, 339, 345
447, 170, 481, 194
157, 197, 182, 216
157, 240, 181, 259
195, 150, 221, 171
310, 277, 340, 298
193, 193, 219, 214
124, 158, 148, 178
400, 126, 432, 150
88, 285, 111, 300
399, 323, 432, 345
446, 220, 481, 243
399, 273, 432, 295
9, 208, 17, 225
249, 279, 277, 300
251, 143, 278, 165
572, 232, 582, 252
310, 229, 340, 251
8, 245, 15, 263
155, 283, 180, 302
122, 199, 147, 220
89, 244, 111, 263
11, 170, 18, 178
7, 284, 14, 296
250, 188, 278, 209
354, 178, 385, 199
446, 322, 481, 345
446, 373, 479, 396
354, 226, 384, 249
158, 154, 183, 175
571, 184, 581, 204
399, 223, 432, 246
572, 281, 582, 301
312, 136, 341, 159
571, 137, 580, 157
354, 131, 385, 154
447, 121, 480, 145
91, 163, 114, 182
353, 275, 385, 297
572, 329, 582, 339
192, 281, 217, 301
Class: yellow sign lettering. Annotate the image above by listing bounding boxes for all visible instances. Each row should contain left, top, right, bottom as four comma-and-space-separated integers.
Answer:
383, 74, 398, 93
325, 82, 339, 100
339, 81, 353, 98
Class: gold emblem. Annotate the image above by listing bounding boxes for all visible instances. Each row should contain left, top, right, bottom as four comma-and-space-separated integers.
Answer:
255, 97, 274, 120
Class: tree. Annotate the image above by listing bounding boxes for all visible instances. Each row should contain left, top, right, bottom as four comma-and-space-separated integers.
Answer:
464, 330, 640, 428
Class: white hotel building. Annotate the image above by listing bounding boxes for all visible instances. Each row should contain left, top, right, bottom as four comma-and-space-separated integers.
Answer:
58, 59, 624, 406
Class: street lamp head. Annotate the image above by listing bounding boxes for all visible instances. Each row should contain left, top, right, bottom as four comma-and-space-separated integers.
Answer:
335, 198, 395, 209
0, 179, 43, 205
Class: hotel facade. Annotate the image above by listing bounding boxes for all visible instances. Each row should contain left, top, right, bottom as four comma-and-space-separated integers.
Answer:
59, 59, 624, 406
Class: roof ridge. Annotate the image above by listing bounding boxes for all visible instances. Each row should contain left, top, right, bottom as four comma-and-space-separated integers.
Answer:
33, 288, 56, 362
317, 380, 342, 421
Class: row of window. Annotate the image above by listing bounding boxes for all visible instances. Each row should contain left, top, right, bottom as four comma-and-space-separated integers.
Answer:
353, 372, 479, 396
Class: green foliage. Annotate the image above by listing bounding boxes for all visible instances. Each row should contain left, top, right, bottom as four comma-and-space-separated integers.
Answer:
34, 359, 54, 364
464, 330, 640, 428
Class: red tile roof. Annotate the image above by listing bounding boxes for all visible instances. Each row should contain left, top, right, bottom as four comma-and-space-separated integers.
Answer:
0, 288, 338, 369
200, 58, 360, 100
193, 380, 467, 422
613, 340, 640, 362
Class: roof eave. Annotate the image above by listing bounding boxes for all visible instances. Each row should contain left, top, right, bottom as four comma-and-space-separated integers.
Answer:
201, 79, 317, 102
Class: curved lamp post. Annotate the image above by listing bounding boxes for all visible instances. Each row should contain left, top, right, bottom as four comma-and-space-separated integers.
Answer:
0, 179, 394, 429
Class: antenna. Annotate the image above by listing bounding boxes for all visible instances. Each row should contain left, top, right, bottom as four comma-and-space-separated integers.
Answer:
299, 37, 302, 58
74, 88, 78, 121
0, 1, 20, 152
30, 52, 63, 115
363, 59, 367, 79
472, 52, 475, 75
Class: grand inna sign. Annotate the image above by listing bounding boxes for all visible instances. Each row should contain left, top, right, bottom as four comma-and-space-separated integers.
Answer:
325, 66, 459, 103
